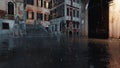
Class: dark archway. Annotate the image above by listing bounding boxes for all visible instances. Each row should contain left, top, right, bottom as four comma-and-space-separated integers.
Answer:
8, 2, 14, 15
88, 0, 111, 39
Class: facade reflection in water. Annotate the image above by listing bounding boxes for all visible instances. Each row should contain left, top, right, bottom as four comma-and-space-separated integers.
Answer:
0, 36, 120, 68
108, 40, 120, 68
88, 41, 110, 68
0, 35, 15, 61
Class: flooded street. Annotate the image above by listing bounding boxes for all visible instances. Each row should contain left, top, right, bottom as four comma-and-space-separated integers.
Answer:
0, 36, 120, 68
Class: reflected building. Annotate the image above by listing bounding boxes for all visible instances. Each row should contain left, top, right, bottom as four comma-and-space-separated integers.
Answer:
108, 40, 120, 68
88, 41, 110, 68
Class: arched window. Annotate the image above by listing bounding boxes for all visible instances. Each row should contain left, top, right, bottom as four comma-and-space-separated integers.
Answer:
8, 2, 14, 15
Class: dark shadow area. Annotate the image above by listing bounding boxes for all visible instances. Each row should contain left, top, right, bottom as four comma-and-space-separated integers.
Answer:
88, 41, 110, 68
88, 0, 111, 39
69, 31, 72, 37
0, 36, 117, 68
0, 39, 16, 62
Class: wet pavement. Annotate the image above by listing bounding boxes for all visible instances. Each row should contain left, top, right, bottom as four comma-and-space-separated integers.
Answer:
0, 36, 120, 68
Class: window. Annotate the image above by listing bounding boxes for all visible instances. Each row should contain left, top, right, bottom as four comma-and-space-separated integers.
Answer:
67, 8, 70, 16
37, 13, 41, 20
8, 2, 14, 15
53, 9, 56, 18
73, 0, 79, 4
40, 14, 43, 20
73, 22, 75, 28
56, 5, 64, 18
48, 0, 52, 8
37, 0, 42, 7
2, 23, 9, 29
60, 21, 64, 31
52, 26, 54, 32
37, 13, 43, 20
28, 12, 32, 19
44, 1, 46, 8
46, 2, 49, 8
73, 0, 75, 2
67, 22, 69, 27
73, 9, 75, 17
77, 11, 79, 17
27, 11, 34, 19
77, 22, 79, 28
46, 15, 49, 21
50, 11, 52, 20
41, 0, 43, 7
55, 24, 57, 31
44, 14, 49, 21
60, 23, 62, 31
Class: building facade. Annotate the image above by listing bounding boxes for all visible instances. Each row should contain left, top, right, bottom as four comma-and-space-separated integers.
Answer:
109, 0, 120, 39
0, 0, 24, 35
25, 0, 50, 27
80, 0, 89, 37
49, 0, 81, 36
0, 0, 24, 20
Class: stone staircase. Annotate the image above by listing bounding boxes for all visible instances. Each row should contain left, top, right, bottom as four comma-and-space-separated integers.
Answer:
26, 24, 51, 37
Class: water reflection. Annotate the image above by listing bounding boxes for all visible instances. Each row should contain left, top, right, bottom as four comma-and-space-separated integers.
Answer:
88, 41, 110, 68
0, 36, 120, 68
0, 36, 15, 61
107, 40, 120, 68
53, 36, 88, 68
